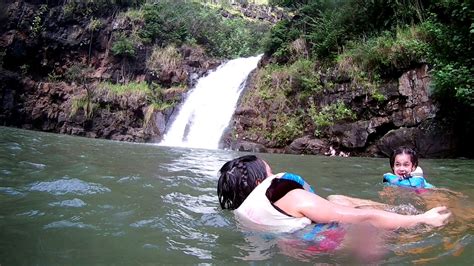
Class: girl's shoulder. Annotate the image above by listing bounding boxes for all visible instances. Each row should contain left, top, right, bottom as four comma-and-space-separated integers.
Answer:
274, 172, 316, 194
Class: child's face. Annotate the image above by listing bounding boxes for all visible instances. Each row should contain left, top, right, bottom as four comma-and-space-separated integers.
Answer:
393, 153, 416, 177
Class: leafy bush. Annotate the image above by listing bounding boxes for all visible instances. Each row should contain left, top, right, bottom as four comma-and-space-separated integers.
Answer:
62, 0, 145, 19
309, 101, 356, 136
304, 8, 346, 60
338, 25, 429, 77
146, 83, 180, 108
98, 81, 178, 115
268, 114, 303, 145
87, 17, 102, 31
263, 20, 301, 62
269, 0, 307, 8
146, 45, 183, 77
31, 5, 48, 38
65, 63, 93, 83
420, 11, 473, 108
140, 1, 269, 58
70, 93, 96, 119
111, 34, 136, 58
286, 59, 322, 94
432, 63, 473, 107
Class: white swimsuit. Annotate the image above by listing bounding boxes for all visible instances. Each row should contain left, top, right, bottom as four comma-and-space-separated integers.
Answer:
235, 173, 312, 233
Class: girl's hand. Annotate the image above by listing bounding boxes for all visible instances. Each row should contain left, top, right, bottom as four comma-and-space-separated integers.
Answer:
421, 206, 452, 227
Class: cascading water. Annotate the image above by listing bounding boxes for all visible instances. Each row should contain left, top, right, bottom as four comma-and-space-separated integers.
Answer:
159, 54, 262, 149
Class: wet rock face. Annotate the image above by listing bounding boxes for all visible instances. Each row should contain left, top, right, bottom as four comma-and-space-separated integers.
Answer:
0, 76, 155, 142
285, 136, 327, 155
0, 1, 222, 143
0, 69, 22, 126
228, 64, 458, 158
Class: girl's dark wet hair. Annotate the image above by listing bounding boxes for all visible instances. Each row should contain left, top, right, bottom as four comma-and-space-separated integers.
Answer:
390, 147, 419, 169
217, 155, 268, 210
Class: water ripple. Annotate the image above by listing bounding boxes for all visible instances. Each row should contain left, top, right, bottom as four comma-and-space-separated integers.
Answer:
117, 175, 141, 183
19, 161, 46, 170
17, 210, 45, 217
29, 177, 111, 195
49, 198, 87, 208
6, 142, 22, 151
44, 220, 97, 230
167, 239, 213, 260
199, 213, 230, 228
0, 187, 25, 196
162, 192, 216, 214
0, 169, 12, 175
130, 217, 171, 230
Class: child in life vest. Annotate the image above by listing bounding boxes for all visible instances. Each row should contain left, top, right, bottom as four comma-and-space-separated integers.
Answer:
383, 147, 434, 189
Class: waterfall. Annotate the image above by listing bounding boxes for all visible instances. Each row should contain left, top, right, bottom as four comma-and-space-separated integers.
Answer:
159, 54, 262, 149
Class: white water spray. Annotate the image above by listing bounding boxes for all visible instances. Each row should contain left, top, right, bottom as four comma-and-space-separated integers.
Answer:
159, 54, 262, 149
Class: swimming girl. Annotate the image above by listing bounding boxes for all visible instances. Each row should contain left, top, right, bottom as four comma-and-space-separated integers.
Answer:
383, 147, 434, 189
217, 155, 451, 233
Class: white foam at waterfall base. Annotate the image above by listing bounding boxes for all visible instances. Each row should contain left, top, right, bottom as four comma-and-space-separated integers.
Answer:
160, 54, 262, 149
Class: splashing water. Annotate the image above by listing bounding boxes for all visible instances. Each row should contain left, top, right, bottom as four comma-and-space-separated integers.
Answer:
160, 55, 262, 149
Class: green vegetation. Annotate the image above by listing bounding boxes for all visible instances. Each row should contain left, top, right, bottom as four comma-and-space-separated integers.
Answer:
338, 25, 429, 77
143, 101, 174, 128
268, 114, 303, 145
249, 59, 322, 102
68, 79, 179, 122
62, 0, 144, 19
139, 1, 270, 58
240, 60, 324, 146
66, 64, 96, 120
285, 58, 323, 99
8, 0, 471, 152
65, 63, 93, 83
111, 34, 136, 58
265, 0, 472, 99
98, 81, 179, 110
87, 17, 102, 62
263, 0, 473, 146
146, 45, 183, 80
70, 93, 96, 119
31, 5, 48, 38
309, 101, 356, 136
98, 81, 149, 95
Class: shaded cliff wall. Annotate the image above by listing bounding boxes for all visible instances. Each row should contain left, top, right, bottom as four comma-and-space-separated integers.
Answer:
0, 1, 220, 142
225, 63, 458, 158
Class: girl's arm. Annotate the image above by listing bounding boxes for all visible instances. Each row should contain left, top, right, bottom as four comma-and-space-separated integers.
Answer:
275, 189, 451, 230
327, 194, 389, 209
383, 173, 400, 184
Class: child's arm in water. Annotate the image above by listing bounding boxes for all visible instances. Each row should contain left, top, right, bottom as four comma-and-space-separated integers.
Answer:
275, 189, 451, 230
327, 195, 389, 209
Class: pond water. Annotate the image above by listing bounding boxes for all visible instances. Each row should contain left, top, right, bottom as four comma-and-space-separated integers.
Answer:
1, 126, 473, 264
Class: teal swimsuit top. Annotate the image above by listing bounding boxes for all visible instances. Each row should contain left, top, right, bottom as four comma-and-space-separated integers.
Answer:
383, 173, 434, 189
